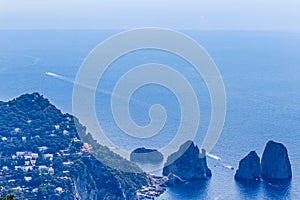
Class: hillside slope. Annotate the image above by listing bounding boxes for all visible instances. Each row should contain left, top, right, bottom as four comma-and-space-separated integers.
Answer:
0, 93, 148, 200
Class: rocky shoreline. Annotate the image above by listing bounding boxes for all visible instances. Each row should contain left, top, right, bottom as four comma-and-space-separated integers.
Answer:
136, 175, 166, 199
136, 140, 292, 199
136, 141, 212, 199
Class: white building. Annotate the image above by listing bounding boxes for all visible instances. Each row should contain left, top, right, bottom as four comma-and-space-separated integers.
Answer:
43, 153, 53, 160
38, 146, 48, 152
31, 153, 39, 159
55, 187, 63, 194
24, 176, 32, 181
16, 151, 26, 157
38, 166, 47, 171
48, 167, 55, 175
54, 125, 60, 130
30, 160, 37, 166
63, 161, 73, 165
14, 128, 21, 133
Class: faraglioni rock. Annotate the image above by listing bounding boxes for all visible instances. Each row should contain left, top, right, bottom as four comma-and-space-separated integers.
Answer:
130, 147, 163, 163
162, 140, 211, 180
261, 140, 292, 180
235, 151, 260, 181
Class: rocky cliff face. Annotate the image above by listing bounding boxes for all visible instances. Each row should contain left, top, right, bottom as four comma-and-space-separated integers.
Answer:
235, 151, 260, 181
73, 168, 139, 200
162, 141, 211, 180
73, 170, 98, 200
70, 149, 144, 200
261, 140, 292, 180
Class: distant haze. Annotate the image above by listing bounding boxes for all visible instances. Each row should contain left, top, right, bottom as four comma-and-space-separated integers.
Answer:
0, 0, 300, 31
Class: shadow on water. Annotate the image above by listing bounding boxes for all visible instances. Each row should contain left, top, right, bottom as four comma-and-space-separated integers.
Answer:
166, 179, 210, 200
135, 162, 164, 176
235, 179, 292, 199
235, 180, 261, 199
262, 178, 291, 199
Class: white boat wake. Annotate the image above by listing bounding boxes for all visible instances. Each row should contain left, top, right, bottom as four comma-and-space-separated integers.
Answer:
207, 153, 221, 161
207, 152, 234, 170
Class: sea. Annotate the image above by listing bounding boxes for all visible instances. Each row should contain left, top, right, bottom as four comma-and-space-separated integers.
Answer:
0, 30, 299, 199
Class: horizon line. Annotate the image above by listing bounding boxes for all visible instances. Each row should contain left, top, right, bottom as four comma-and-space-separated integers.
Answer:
0, 28, 300, 34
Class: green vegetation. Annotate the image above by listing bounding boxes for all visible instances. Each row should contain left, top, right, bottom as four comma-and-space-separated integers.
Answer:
0, 93, 148, 199
0, 195, 14, 200
0, 186, 14, 200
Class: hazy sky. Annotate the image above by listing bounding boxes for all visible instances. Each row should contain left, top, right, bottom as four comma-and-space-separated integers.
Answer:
1, 0, 300, 31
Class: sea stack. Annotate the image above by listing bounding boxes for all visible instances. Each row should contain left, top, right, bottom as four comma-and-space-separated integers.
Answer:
234, 151, 260, 181
261, 140, 292, 180
162, 141, 211, 181
130, 147, 163, 163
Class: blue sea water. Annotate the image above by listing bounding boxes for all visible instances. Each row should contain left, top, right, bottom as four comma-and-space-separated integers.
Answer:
0, 30, 300, 199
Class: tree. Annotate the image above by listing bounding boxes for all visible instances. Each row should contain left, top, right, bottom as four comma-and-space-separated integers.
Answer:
0, 195, 14, 200
0, 186, 14, 200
